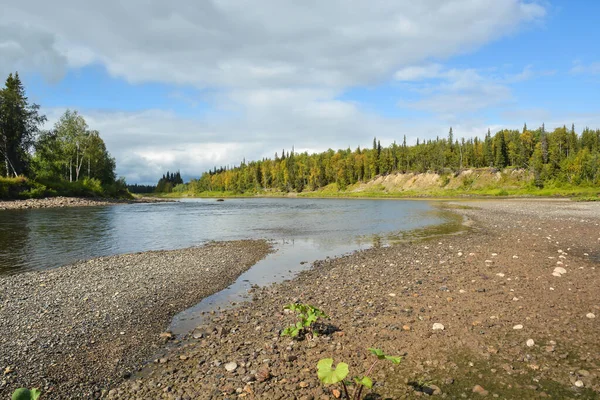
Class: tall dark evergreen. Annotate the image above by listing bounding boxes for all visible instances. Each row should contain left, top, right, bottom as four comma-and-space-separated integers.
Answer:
0, 72, 46, 177
494, 131, 509, 168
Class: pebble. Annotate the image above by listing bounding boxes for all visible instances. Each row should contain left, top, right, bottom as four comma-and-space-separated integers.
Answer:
586, 313, 595, 319
513, 324, 523, 330
432, 323, 445, 330
526, 339, 535, 347
472, 385, 489, 396
574, 380, 584, 388
224, 362, 238, 372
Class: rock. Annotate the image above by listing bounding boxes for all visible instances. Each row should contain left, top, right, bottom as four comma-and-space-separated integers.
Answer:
586, 313, 595, 319
429, 384, 442, 395
526, 339, 535, 347
513, 324, 523, 330
574, 380, 584, 388
402, 325, 411, 331
224, 362, 238, 372
256, 367, 271, 382
472, 385, 489, 396
432, 323, 445, 331
553, 267, 567, 275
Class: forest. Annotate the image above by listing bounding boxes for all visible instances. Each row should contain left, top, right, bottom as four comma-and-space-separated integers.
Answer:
0, 72, 127, 199
169, 124, 600, 195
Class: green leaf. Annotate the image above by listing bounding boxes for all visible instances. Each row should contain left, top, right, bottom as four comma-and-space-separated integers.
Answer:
354, 376, 373, 389
12, 388, 39, 400
281, 326, 294, 337
384, 355, 402, 364
368, 348, 385, 359
368, 348, 402, 364
317, 358, 349, 385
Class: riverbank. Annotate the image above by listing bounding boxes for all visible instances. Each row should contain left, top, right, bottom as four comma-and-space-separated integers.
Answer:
0, 240, 272, 399
108, 200, 600, 399
0, 196, 174, 211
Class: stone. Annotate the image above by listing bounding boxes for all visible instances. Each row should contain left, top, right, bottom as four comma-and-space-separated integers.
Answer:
526, 339, 535, 347
429, 384, 442, 395
472, 385, 489, 396
574, 380, 584, 388
159, 331, 173, 339
432, 323, 445, 331
586, 313, 595, 319
553, 267, 567, 275
513, 324, 523, 330
225, 362, 238, 372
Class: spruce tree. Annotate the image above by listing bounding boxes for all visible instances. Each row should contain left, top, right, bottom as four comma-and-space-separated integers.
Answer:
495, 131, 509, 169
0, 72, 46, 177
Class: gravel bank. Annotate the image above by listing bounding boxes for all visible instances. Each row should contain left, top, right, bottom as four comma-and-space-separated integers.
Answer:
0, 240, 272, 398
0, 196, 172, 211
109, 200, 600, 399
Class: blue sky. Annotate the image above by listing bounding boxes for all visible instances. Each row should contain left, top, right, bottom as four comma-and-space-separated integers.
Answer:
2, 1, 599, 184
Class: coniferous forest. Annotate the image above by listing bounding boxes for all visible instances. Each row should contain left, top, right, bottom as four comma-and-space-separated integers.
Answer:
176, 125, 600, 195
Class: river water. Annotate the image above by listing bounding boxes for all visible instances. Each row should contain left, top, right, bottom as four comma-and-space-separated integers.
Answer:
0, 198, 454, 331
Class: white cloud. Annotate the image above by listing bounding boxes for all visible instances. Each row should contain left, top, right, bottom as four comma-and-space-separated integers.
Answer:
570, 61, 600, 75
0, 23, 67, 82
394, 64, 444, 81
395, 64, 555, 117
2, 1, 545, 89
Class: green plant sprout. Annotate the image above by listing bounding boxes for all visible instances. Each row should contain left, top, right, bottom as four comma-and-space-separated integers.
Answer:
280, 303, 328, 339
12, 388, 41, 400
317, 348, 402, 400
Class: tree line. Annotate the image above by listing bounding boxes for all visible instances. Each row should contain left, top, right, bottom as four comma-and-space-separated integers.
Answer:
179, 124, 599, 194
0, 72, 126, 199
155, 171, 183, 193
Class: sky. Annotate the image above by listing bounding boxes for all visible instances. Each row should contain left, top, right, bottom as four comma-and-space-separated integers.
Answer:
1, 0, 599, 184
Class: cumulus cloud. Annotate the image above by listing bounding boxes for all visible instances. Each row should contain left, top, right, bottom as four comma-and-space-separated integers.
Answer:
3, 0, 547, 183
2, 0, 545, 89
0, 23, 67, 82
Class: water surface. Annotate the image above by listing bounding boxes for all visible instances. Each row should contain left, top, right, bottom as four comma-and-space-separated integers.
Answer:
0, 198, 446, 276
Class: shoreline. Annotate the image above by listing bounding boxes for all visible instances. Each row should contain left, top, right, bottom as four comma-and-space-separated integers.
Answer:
0, 196, 175, 211
107, 199, 600, 399
0, 240, 272, 399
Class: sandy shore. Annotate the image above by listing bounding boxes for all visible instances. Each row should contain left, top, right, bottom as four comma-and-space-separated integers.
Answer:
0, 196, 173, 211
105, 200, 600, 399
0, 240, 272, 399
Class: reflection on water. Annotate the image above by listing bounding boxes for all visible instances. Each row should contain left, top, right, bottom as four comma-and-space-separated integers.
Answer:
0, 198, 447, 276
